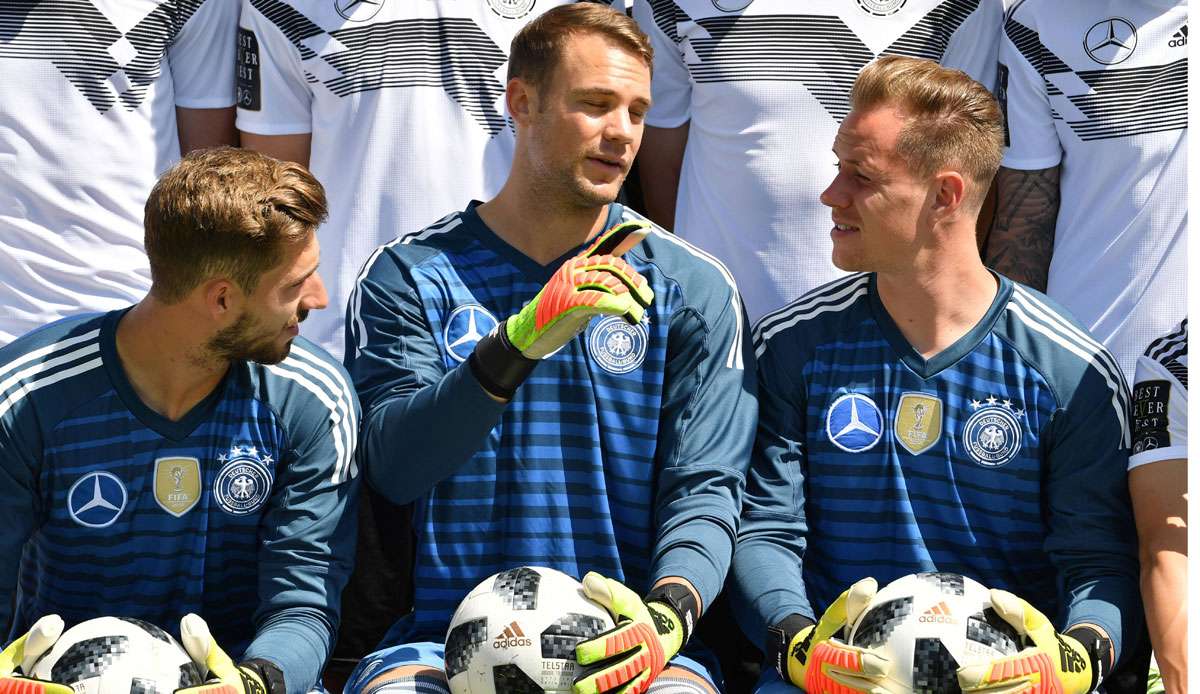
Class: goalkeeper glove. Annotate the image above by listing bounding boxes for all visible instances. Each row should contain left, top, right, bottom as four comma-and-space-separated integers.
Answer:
573, 574, 698, 694
0, 615, 73, 694
770, 577, 892, 694
957, 589, 1108, 694
470, 221, 653, 399
175, 614, 284, 694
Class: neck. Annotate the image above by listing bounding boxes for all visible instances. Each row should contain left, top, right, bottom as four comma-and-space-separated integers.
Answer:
875, 236, 998, 359
115, 298, 229, 421
477, 174, 610, 266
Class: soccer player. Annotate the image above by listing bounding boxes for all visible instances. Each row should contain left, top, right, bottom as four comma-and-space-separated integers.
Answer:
1128, 319, 1187, 694
731, 56, 1140, 694
342, 5, 755, 694
983, 0, 1187, 381
0, 0, 239, 346
632, 0, 1004, 322
0, 148, 359, 694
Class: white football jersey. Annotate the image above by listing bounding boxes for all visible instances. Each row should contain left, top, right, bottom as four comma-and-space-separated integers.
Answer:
1129, 318, 1187, 470
634, 0, 1004, 322
237, 0, 620, 358
0, 0, 237, 345
1000, 0, 1187, 382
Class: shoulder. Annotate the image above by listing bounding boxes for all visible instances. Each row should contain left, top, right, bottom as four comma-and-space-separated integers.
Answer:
619, 206, 742, 305
751, 273, 871, 362
357, 210, 473, 283
996, 281, 1129, 424
0, 313, 110, 424
1135, 318, 1188, 389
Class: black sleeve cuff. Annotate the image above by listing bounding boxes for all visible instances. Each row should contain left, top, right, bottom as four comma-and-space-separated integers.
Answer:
469, 320, 537, 400
1065, 626, 1112, 693
766, 614, 816, 684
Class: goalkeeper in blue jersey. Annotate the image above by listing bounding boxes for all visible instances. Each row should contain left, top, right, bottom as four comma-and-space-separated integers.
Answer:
0, 148, 360, 694
341, 5, 756, 694
731, 57, 1142, 694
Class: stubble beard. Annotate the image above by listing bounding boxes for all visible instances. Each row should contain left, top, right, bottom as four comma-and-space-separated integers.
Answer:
206, 309, 306, 366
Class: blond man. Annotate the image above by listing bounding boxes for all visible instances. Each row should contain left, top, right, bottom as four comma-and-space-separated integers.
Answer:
732, 56, 1139, 694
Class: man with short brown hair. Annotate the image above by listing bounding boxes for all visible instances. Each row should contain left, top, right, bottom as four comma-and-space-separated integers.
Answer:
0, 148, 359, 694
342, 5, 755, 694
732, 56, 1139, 694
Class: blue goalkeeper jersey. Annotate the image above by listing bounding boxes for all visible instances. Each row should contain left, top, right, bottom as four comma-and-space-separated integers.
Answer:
731, 272, 1140, 660
0, 310, 360, 693
346, 202, 756, 645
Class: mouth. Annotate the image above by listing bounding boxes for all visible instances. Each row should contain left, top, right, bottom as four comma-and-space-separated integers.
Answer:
832, 222, 860, 235
586, 155, 626, 175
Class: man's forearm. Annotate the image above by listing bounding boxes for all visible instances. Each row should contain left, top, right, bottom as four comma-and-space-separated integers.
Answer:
1142, 551, 1188, 693
983, 165, 1060, 291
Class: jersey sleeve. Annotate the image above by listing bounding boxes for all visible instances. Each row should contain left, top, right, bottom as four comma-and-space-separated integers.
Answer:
1043, 363, 1141, 663
997, 7, 1065, 170
345, 249, 508, 506
235, 0, 315, 134
0, 397, 42, 638
729, 330, 814, 651
1128, 356, 1187, 469
649, 281, 756, 612
168, 0, 239, 108
242, 351, 361, 693
633, 0, 692, 128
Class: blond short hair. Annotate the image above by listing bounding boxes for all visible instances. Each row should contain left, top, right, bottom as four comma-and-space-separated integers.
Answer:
508, 3, 653, 93
144, 147, 327, 303
851, 55, 1004, 203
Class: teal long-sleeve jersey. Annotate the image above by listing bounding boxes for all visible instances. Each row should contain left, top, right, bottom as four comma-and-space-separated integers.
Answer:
732, 273, 1141, 663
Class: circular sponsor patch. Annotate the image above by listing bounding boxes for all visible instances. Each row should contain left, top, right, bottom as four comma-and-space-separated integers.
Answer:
214, 458, 272, 515
712, 0, 754, 11
825, 392, 883, 453
487, 0, 536, 19
589, 316, 647, 374
444, 304, 499, 363
961, 406, 1022, 467
68, 471, 128, 528
1084, 18, 1137, 65
857, 0, 906, 16
334, 0, 385, 22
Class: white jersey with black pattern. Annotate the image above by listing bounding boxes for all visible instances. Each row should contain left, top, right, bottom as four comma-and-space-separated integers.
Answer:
1129, 318, 1187, 469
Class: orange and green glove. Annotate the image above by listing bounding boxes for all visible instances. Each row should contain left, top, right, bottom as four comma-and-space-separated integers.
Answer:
0, 615, 72, 694
175, 614, 282, 694
958, 590, 1106, 694
771, 578, 892, 694
470, 221, 653, 399
573, 574, 696, 694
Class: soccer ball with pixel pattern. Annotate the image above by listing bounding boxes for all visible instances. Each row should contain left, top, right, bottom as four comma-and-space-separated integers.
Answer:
29, 616, 202, 694
444, 566, 615, 694
847, 572, 1023, 694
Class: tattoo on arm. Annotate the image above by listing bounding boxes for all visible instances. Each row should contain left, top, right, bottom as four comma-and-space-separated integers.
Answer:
983, 166, 1061, 292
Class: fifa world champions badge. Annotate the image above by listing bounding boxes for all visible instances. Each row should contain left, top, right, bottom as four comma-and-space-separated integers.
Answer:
213, 444, 275, 515
960, 395, 1024, 467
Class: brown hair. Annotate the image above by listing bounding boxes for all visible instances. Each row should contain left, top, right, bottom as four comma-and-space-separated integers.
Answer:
143, 147, 327, 303
851, 55, 1004, 204
507, 3, 653, 93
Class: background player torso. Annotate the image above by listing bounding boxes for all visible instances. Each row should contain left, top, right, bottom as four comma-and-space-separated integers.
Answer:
636, 0, 1002, 321
761, 273, 1128, 619
7, 313, 355, 656
364, 203, 741, 644
1000, 0, 1187, 382
238, 0, 619, 358
0, 0, 235, 345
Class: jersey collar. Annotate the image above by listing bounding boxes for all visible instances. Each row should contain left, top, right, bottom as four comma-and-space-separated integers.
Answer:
866, 271, 1013, 380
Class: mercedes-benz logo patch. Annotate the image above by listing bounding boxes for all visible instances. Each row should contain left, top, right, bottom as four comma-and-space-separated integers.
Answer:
1084, 17, 1137, 65
857, 0, 906, 17
588, 316, 647, 374
335, 0, 384, 22
68, 471, 128, 528
444, 304, 499, 363
487, 0, 536, 20
825, 392, 883, 453
712, 0, 754, 11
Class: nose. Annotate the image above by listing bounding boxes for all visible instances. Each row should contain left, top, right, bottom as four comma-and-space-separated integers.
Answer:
604, 107, 636, 147
820, 170, 850, 209
302, 272, 329, 311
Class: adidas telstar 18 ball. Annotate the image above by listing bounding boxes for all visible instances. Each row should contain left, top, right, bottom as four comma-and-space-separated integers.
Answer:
29, 617, 202, 694
444, 567, 615, 694
848, 573, 1023, 694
